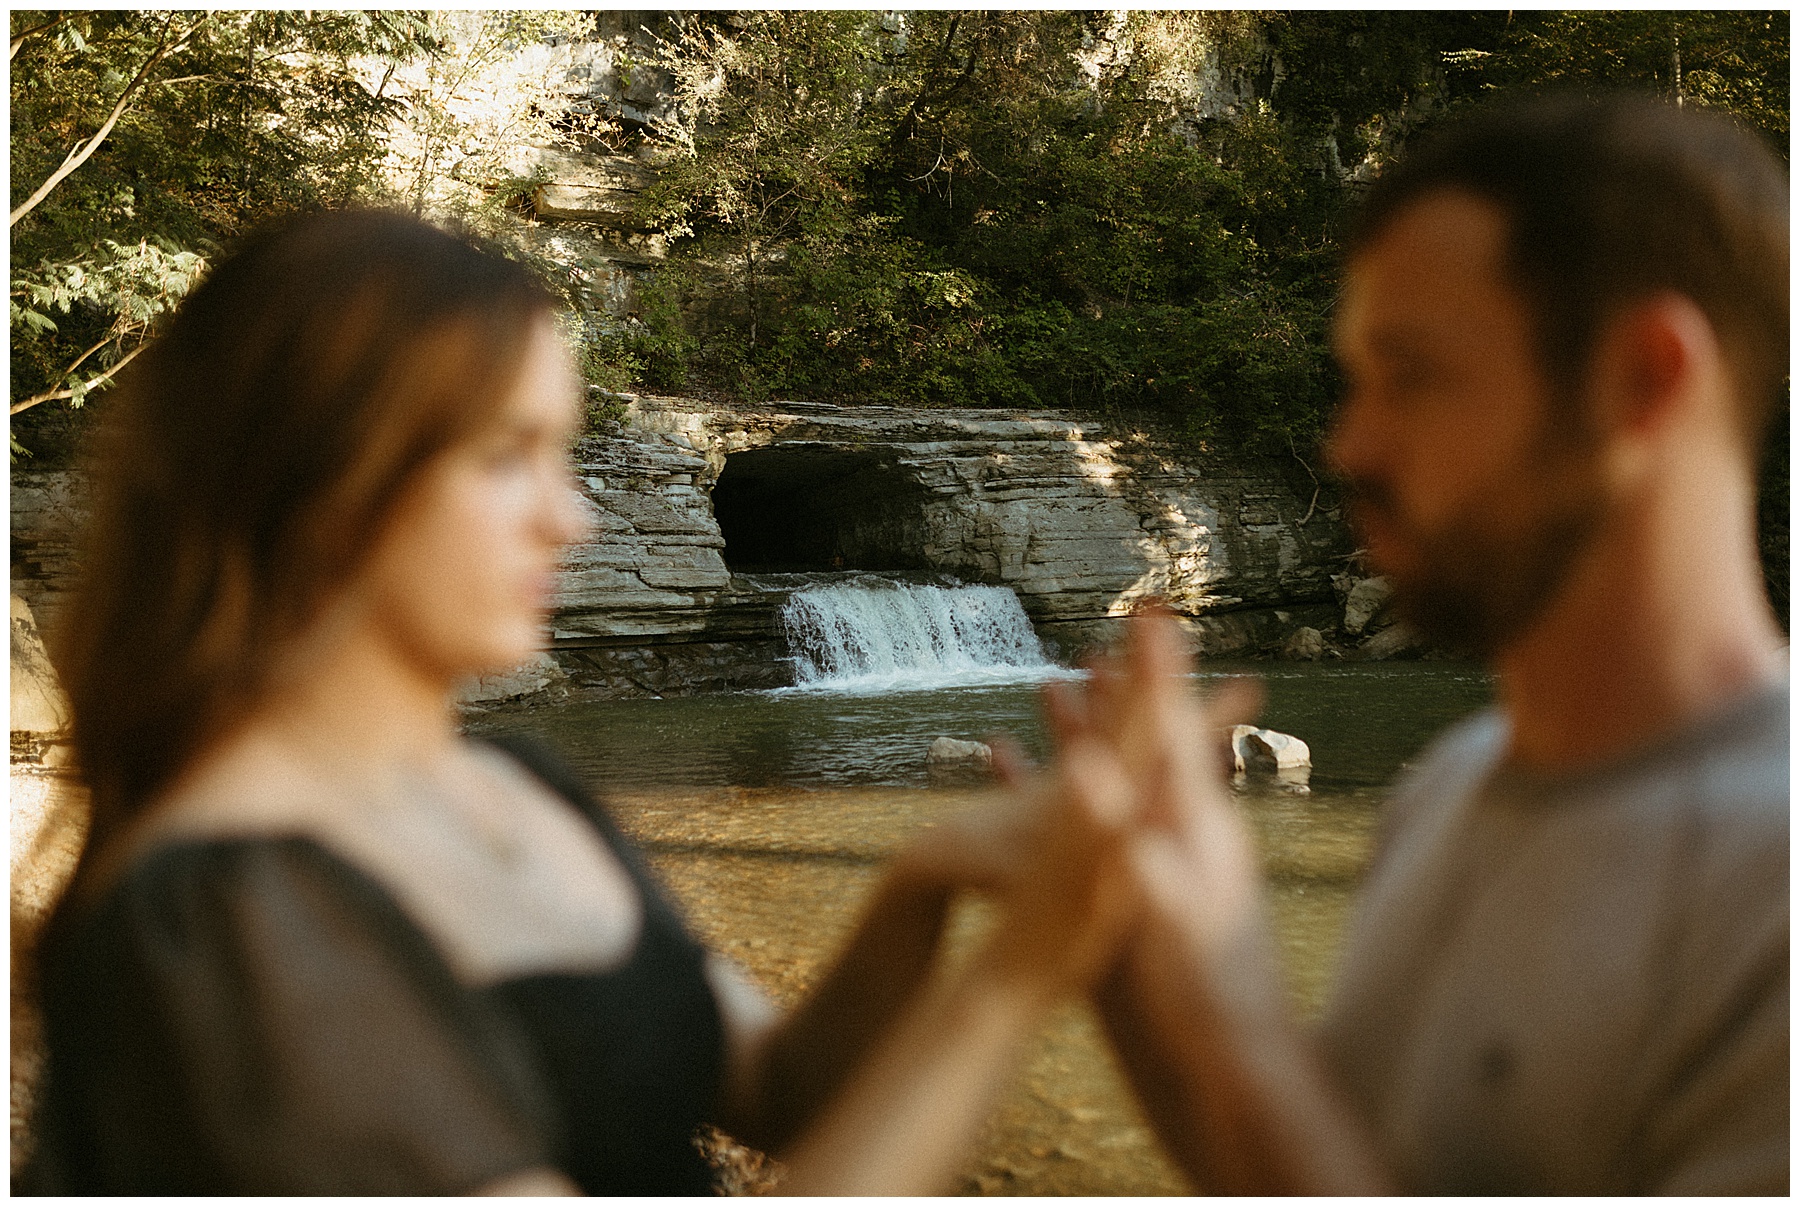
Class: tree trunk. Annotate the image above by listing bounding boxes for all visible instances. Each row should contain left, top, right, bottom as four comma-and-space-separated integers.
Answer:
1672, 20, 1683, 108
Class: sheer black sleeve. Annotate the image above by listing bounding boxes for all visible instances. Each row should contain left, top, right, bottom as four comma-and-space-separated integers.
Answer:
37, 836, 559, 1195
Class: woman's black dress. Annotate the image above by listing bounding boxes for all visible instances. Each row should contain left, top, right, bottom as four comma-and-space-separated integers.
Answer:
28, 735, 726, 1195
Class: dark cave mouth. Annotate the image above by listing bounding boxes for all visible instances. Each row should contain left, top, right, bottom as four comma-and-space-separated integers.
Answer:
711, 446, 931, 573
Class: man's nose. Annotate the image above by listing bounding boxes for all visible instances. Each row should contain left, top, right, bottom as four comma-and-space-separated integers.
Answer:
1324, 386, 1386, 484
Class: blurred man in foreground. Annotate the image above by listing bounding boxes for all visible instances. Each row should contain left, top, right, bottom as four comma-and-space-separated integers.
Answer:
1040, 94, 1788, 1194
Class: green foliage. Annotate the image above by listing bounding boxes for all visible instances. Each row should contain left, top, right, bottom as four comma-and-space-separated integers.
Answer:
643, 11, 889, 355
632, 9, 1785, 464
1471, 11, 1787, 154
10, 8, 1785, 480
558, 269, 698, 425
640, 12, 1348, 444
388, 9, 594, 228
619, 269, 700, 394
9, 9, 440, 456
11, 238, 205, 346
741, 221, 1022, 407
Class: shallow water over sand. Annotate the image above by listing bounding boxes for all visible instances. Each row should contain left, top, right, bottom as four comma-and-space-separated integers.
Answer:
467, 660, 1493, 1194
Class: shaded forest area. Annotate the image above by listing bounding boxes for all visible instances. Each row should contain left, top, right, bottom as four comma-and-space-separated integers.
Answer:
8, 10, 1789, 605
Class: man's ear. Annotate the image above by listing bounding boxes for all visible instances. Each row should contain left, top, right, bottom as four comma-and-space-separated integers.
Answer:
1585, 292, 1721, 441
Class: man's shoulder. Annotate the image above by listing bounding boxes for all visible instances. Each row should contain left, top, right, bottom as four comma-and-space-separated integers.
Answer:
1612, 674, 1789, 872
1398, 707, 1511, 788
1376, 708, 1509, 844
1397, 675, 1787, 824
1660, 676, 1788, 926
1330, 681, 1788, 1197
1371, 676, 1788, 894
1682, 673, 1788, 816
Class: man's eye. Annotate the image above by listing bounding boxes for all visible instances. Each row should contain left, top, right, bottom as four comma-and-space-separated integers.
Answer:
1387, 358, 1435, 394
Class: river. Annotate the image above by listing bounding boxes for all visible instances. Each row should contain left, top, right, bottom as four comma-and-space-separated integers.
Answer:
468, 641, 1492, 1194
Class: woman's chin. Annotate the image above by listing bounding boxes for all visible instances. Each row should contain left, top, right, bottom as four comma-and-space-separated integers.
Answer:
475, 644, 546, 680
433, 634, 548, 691
404, 613, 552, 695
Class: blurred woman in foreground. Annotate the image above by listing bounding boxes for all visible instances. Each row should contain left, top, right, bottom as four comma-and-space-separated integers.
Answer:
29, 210, 1132, 1195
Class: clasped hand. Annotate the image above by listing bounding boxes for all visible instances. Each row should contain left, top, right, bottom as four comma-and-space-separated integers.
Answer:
899, 608, 1271, 1006
766, 611, 1323, 1197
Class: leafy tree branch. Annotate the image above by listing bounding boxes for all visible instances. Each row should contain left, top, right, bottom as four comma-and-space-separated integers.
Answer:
11, 339, 146, 415
9, 10, 441, 446
10, 12, 210, 227
10, 11, 72, 60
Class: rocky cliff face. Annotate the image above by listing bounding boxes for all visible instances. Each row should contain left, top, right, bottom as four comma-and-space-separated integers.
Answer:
10, 397, 1351, 700
543, 395, 1349, 694
9, 474, 87, 645
10, 592, 88, 1176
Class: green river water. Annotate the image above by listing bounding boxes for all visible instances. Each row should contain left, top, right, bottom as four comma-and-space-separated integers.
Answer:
469, 660, 1494, 793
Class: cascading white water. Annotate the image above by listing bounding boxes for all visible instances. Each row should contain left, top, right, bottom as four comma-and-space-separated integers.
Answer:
778, 578, 1069, 692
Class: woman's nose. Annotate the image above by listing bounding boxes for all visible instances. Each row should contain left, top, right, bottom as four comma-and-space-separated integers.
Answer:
544, 476, 593, 547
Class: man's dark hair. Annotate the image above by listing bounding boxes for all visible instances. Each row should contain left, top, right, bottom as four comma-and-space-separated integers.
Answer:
1348, 93, 1788, 452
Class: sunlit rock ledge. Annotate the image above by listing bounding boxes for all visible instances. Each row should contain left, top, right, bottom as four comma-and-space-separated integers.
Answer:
10, 395, 1353, 702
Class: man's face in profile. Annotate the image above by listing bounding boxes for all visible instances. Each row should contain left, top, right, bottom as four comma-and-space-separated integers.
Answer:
1326, 190, 1612, 659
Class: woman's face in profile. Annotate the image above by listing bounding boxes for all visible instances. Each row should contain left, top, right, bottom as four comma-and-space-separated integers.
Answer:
356, 316, 589, 686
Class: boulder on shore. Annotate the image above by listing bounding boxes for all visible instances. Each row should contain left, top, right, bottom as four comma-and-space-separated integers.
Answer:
456, 652, 568, 706
11, 594, 69, 737
1359, 622, 1423, 661
1342, 576, 1394, 636
1279, 626, 1325, 661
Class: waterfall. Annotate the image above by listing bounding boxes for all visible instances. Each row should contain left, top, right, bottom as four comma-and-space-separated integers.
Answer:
778, 577, 1068, 692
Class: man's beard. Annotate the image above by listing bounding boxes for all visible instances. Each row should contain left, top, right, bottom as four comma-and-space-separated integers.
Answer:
1343, 442, 1610, 660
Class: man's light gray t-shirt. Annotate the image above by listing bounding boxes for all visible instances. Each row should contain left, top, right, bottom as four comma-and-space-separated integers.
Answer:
1319, 677, 1788, 1195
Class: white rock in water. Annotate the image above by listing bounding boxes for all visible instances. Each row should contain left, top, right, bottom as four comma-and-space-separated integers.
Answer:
927, 737, 993, 765
1229, 725, 1312, 772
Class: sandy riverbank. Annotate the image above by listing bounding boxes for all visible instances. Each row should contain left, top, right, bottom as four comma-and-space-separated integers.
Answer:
607, 780, 1378, 1195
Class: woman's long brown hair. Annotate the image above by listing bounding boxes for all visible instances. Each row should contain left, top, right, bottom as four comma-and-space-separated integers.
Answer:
55, 210, 557, 848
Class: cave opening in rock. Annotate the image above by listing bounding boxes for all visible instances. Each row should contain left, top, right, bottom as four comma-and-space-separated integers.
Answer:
712, 446, 931, 573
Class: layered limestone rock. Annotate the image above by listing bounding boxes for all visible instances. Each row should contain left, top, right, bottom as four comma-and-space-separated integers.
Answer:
362, 12, 682, 323
622, 394, 1349, 621
10, 593, 89, 1176
11, 396, 1351, 699
544, 395, 1349, 691
522, 145, 660, 226
10, 473, 88, 643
